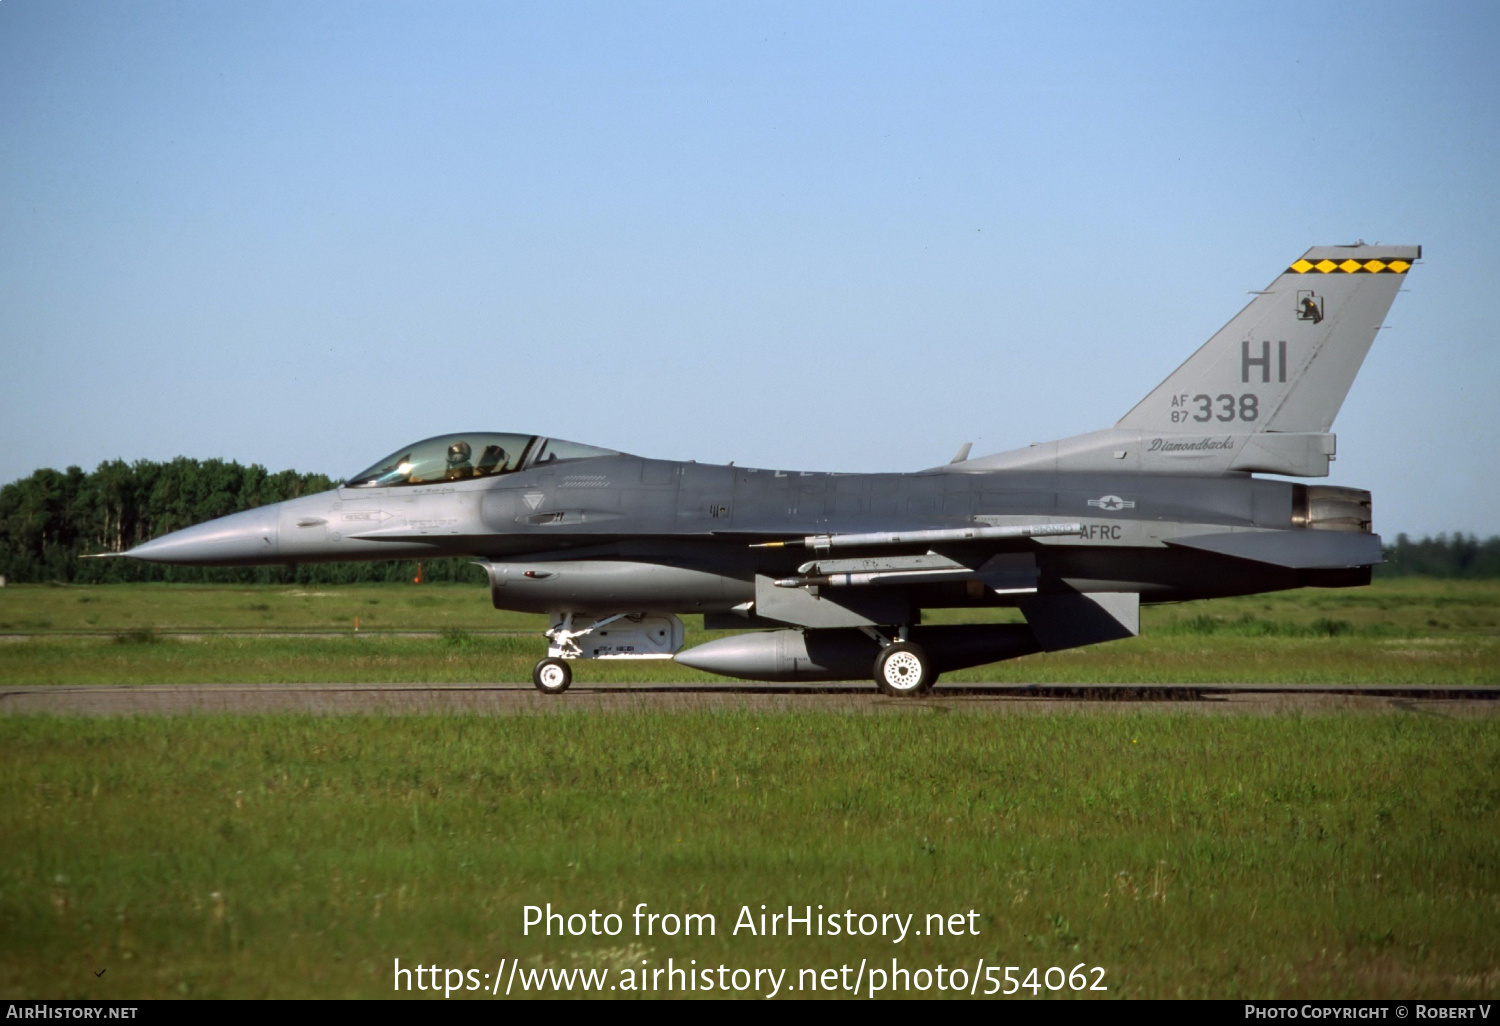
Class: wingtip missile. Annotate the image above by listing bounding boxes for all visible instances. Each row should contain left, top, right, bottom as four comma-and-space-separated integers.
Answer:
750, 523, 1084, 551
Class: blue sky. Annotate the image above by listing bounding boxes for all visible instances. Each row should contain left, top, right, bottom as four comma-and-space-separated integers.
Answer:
2, 1, 1496, 536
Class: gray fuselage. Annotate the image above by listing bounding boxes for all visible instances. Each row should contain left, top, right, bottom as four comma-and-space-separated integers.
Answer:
134, 452, 1362, 623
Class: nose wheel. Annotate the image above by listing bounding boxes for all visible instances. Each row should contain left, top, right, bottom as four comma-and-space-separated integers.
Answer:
874, 641, 935, 696
532, 657, 572, 694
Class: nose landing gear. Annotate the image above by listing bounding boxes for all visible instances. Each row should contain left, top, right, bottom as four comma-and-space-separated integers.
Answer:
529, 612, 686, 695
532, 657, 572, 694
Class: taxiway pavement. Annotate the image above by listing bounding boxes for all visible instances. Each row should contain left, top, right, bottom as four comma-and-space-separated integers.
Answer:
2, 682, 1495, 717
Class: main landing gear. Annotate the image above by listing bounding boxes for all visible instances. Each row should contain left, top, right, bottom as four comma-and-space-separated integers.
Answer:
864, 626, 937, 697
874, 641, 935, 696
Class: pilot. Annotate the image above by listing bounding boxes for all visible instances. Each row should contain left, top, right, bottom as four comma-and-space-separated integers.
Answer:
446, 440, 474, 480
477, 444, 507, 476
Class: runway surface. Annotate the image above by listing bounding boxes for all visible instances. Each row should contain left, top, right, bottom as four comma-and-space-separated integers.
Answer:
2, 682, 1497, 716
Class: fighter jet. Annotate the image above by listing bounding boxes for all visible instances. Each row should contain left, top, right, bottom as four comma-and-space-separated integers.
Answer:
121, 244, 1419, 695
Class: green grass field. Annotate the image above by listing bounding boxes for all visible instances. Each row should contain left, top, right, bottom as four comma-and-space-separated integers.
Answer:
1, 581, 1496, 1000
0, 581, 546, 633
1, 713, 1496, 999
2, 578, 1496, 684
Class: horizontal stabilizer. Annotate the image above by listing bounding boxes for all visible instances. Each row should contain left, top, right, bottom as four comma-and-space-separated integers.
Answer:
1167, 529, 1381, 568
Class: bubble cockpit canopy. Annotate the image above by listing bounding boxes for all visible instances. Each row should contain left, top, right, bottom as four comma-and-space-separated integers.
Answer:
343, 433, 620, 488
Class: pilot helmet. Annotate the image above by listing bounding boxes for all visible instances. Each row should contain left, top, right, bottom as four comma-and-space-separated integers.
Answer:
447, 440, 472, 465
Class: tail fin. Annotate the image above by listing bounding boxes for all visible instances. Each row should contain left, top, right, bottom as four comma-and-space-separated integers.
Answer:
1116, 244, 1420, 433
954, 244, 1419, 477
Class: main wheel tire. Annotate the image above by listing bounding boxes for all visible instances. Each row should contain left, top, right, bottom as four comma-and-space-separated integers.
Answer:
532, 657, 572, 694
874, 641, 935, 696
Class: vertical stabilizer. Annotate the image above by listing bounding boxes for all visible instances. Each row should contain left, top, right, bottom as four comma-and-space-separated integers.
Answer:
1116, 244, 1419, 434
953, 244, 1419, 477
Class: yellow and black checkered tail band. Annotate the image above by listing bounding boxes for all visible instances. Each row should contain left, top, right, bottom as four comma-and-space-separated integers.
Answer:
1288, 257, 1411, 274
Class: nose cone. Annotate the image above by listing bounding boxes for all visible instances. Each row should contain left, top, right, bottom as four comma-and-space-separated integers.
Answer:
126, 506, 281, 566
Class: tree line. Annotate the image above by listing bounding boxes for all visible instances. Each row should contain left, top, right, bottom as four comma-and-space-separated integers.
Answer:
1, 459, 1495, 583
1379, 532, 1500, 578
